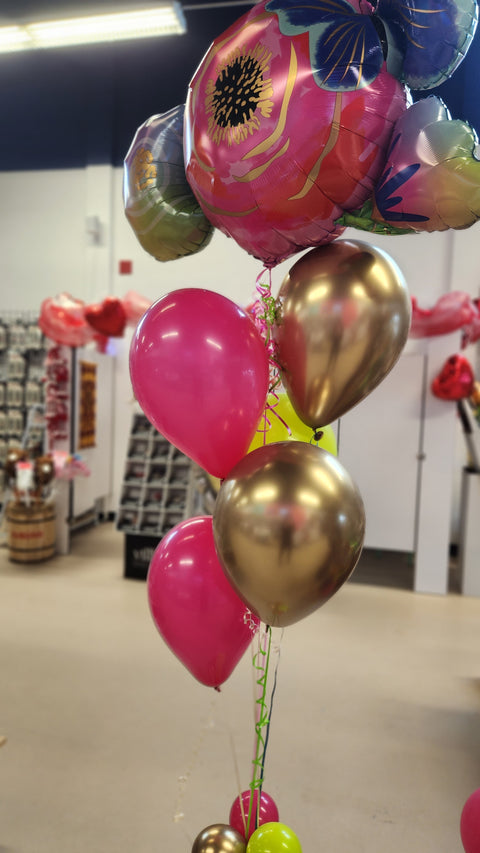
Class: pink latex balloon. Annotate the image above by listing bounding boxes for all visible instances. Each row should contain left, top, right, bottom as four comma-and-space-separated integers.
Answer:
129, 288, 269, 478
230, 791, 279, 840
122, 290, 152, 326
147, 516, 259, 688
39, 293, 95, 347
461, 789, 480, 853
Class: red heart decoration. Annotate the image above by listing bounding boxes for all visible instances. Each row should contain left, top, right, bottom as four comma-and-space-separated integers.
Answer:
84, 297, 127, 338
431, 355, 474, 401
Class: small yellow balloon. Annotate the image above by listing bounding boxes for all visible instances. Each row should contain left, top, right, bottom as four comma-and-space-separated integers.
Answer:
207, 392, 337, 493
246, 822, 302, 853
249, 392, 337, 455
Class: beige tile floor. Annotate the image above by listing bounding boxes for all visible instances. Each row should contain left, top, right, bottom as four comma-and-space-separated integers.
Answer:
1, 521, 479, 853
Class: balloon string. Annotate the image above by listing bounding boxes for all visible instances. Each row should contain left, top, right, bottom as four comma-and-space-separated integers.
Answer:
252, 269, 290, 444
247, 625, 272, 835
259, 628, 283, 786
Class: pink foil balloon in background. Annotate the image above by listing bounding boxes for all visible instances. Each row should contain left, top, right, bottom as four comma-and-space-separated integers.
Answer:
39, 293, 95, 348
129, 288, 269, 479
147, 516, 259, 689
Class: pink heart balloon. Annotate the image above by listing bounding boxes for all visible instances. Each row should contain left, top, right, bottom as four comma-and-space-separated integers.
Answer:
129, 288, 269, 478
147, 516, 259, 688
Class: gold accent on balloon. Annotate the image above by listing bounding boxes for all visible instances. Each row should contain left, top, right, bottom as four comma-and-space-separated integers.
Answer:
187, 11, 274, 174
191, 823, 246, 853
242, 42, 297, 160
234, 139, 290, 182
289, 92, 342, 200
213, 442, 365, 628
274, 240, 411, 428
132, 147, 157, 191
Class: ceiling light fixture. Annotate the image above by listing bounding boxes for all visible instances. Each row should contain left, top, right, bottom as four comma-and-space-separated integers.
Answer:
0, 5, 186, 53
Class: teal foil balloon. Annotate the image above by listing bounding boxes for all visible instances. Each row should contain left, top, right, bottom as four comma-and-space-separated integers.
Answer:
124, 105, 214, 262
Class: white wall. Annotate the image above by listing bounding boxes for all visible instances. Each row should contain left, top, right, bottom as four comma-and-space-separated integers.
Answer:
1, 165, 478, 543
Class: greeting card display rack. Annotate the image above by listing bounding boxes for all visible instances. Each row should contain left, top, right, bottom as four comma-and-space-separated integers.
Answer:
0, 313, 47, 501
117, 412, 197, 579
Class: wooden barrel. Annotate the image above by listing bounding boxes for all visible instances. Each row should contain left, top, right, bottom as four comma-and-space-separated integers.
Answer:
6, 502, 56, 563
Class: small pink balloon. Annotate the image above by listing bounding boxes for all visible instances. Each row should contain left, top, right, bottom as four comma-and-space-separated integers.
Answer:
229, 790, 279, 840
461, 789, 480, 853
122, 290, 152, 326
147, 516, 259, 688
39, 293, 95, 347
129, 288, 269, 478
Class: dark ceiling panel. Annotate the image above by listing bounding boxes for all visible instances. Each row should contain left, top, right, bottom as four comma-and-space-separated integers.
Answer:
0, 0, 478, 171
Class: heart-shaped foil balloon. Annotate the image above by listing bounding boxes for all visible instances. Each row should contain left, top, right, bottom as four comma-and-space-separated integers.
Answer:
84, 297, 127, 338
274, 240, 411, 429
431, 354, 474, 400
213, 442, 365, 628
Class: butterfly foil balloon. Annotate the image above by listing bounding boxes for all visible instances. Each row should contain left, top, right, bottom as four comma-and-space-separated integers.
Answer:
183, 0, 479, 266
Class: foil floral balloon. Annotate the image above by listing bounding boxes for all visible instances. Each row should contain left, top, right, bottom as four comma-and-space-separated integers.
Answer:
372, 97, 480, 231
184, 0, 478, 266
124, 105, 214, 261
185, 0, 407, 265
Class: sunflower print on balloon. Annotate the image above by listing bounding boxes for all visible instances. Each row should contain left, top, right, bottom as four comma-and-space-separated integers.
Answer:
184, 0, 479, 266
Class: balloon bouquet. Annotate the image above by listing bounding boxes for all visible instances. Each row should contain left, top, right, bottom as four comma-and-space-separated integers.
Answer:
125, 0, 479, 849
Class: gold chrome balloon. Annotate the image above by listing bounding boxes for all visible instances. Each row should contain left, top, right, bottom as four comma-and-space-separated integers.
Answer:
213, 442, 365, 628
191, 823, 246, 853
274, 240, 411, 428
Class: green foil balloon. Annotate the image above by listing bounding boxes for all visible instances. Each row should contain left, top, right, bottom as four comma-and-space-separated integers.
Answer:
246, 822, 302, 852
191, 823, 246, 853
123, 105, 214, 262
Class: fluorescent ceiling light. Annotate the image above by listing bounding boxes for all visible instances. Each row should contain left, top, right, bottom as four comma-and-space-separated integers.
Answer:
0, 5, 186, 52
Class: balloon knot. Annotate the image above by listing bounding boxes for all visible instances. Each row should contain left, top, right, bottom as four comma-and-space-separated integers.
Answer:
312, 429, 324, 443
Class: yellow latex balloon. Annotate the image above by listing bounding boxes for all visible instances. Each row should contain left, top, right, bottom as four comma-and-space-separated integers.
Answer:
207, 393, 337, 493
250, 392, 337, 455
247, 822, 302, 853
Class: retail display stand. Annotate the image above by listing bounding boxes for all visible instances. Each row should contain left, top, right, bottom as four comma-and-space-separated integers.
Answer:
117, 412, 197, 579
0, 314, 47, 500
458, 400, 480, 596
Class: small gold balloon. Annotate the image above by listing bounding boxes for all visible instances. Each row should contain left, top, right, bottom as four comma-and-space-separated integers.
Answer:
274, 239, 411, 428
470, 381, 480, 407
34, 455, 55, 487
213, 442, 365, 628
4, 447, 28, 482
191, 823, 246, 853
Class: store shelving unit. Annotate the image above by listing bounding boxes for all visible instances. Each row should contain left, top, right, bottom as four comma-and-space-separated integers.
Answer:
0, 314, 47, 500
117, 412, 197, 579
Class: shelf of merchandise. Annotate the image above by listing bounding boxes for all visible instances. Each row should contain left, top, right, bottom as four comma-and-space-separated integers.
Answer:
0, 314, 47, 501
117, 412, 197, 579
